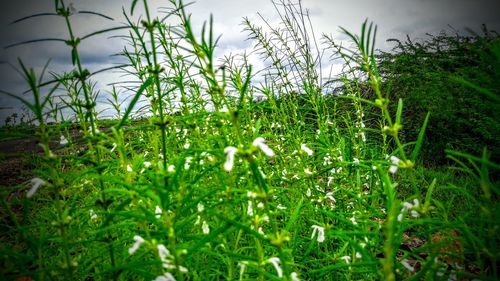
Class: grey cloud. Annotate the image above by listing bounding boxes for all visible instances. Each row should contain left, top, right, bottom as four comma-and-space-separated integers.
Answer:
1, 0, 500, 123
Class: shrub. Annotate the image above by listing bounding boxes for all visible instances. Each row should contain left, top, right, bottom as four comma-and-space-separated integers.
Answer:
377, 27, 500, 165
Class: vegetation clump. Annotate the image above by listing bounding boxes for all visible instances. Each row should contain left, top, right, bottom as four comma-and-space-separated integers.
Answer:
377, 28, 500, 165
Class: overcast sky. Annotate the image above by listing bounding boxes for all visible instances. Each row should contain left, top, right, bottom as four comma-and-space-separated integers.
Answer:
0, 0, 499, 123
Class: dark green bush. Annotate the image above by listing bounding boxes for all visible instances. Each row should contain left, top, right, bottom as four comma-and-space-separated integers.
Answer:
377, 27, 500, 165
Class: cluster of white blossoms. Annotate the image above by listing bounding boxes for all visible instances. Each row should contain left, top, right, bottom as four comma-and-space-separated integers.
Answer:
128, 236, 188, 281
157, 244, 188, 272
238, 258, 300, 280
389, 156, 400, 174
224, 137, 274, 172
340, 252, 363, 264
89, 209, 98, 220
153, 272, 176, 281
397, 199, 420, 221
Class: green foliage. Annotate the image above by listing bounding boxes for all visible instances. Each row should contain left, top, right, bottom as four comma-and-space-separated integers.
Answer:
378, 27, 500, 165
0, 1, 498, 281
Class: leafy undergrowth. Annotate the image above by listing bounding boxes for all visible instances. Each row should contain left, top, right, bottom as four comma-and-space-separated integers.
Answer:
0, 1, 498, 281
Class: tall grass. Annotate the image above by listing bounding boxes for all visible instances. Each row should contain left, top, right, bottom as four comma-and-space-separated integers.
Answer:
0, 0, 498, 280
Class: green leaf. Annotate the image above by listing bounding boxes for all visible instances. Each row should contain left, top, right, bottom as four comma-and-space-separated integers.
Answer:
4, 38, 66, 49
410, 111, 430, 162
71, 48, 78, 65
422, 178, 436, 214
285, 198, 303, 232
395, 98, 403, 125
130, 0, 139, 15
81, 26, 130, 40
78, 11, 114, 21
0, 89, 35, 113
10, 13, 58, 24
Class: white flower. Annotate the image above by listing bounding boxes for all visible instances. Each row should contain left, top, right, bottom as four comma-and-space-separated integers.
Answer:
389, 165, 398, 174
127, 164, 133, 172
306, 188, 312, 197
411, 210, 420, 218
224, 147, 238, 171
247, 201, 254, 216
128, 235, 145, 255
59, 135, 68, 146
197, 202, 205, 212
325, 192, 336, 203
353, 158, 360, 164
350, 217, 357, 225
162, 263, 188, 273
258, 227, 265, 235
247, 191, 257, 198
403, 201, 414, 209
157, 244, 170, 262
89, 209, 97, 220
277, 204, 287, 210
389, 156, 400, 174
202, 220, 210, 234
401, 259, 415, 272
155, 205, 162, 219
341, 255, 351, 264
413, 198, 419, 207
327, 177, 334, 187
397, 213, 403, 222
184, 157, 192, 170
252, 137, 274, 157
268, 257, 283, 278
300, 144, 313, 156
311, 225, 325, 243
356, 252, 362, 259
143, 161, 152, 168
153, 272, 176, 281
183, 142, 190, 149
27, 177, 45, 198
167, 165, 175, 173
291, 272, 300, 281
304, 168, 313, 175
238, 262, 247, 279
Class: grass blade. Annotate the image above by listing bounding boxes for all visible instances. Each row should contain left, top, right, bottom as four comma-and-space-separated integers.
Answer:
4, 38, 66, 49
410, 111, 430, 162
81, 26, 130, 40
10, 13, 58, 24
78, 11, 114, 20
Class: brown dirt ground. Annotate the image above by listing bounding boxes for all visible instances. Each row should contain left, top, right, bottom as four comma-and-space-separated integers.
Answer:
0, 138, 42, 187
